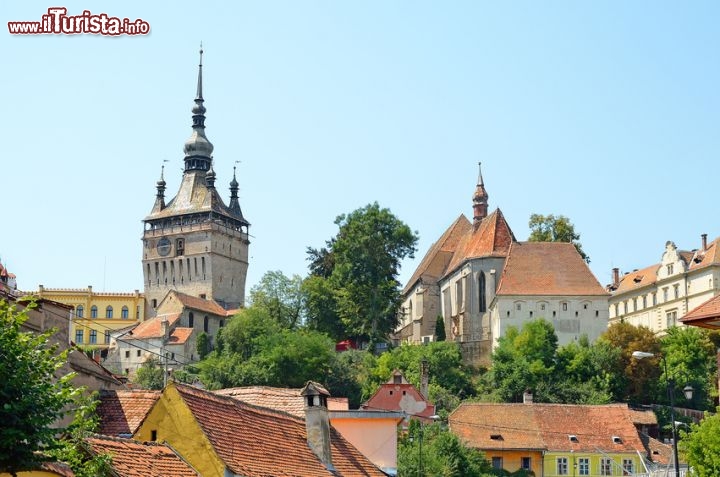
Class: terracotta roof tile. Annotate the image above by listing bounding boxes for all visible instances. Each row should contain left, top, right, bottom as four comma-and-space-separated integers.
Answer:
175, 384, 384, 476
403, 215, 472, 294
612, 263, 659, 294
97, 390, 161, 436
445, 209, 515, 274
130, 313, 181, 339
680, 294, 720, 329
363, 383, 436, 420
173, 291, 236, 316
450, 403, 646, 454
214, 386, 350, 418
86, 436, 199, 476
169, 327, 193, 345
496, 242, 607, 296
690, 237, 720, 271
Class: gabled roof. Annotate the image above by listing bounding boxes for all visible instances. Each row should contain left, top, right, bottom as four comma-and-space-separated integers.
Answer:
688, 236, 720, 271
97, 390, 161, 436
495, 241, 607, 296
450, 403, 646, 454
130, 313, 181, 339
86, 435, 199, 476
169, 327, 194, 345
166, 290, 238, 316
612, 263, 659, 294
214, 386, 348, 418
444, 208, 515, 274
402, 215, 472, 294
174, 383, 385, 477
363, 379, 436, 420
680, 294, 720, 329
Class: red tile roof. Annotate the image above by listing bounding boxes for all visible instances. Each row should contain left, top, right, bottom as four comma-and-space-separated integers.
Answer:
130, 313, 181, 339
450, 403, 646, 454
174, 383, 385, 476
173, 291, 237, 316
214, 386, 348, 418
680, 294, 720, 329
363, 382, 436, 420
496, 242, 608, 296
445, 209, 515, 274
612, 263, 659, 294
97, 390, 161, 436
403, 215, 472, 294
86, 436, 199, 476
169, 327, 193, 345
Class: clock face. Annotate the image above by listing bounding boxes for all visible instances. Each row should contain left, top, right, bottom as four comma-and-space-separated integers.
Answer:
157, 238, 172, 257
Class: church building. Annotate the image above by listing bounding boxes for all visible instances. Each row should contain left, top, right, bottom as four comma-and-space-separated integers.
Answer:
142, 48, 250, 315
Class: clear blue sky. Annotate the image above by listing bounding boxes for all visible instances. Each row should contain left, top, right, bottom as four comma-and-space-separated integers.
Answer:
3, 1, 719, 294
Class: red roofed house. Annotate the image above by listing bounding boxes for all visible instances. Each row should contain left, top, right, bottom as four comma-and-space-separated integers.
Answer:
450, 400, 655, 476
609, 234, 720, 334
96, 389, 162, 437
362, 370, 436, 425
133, 382, 386, 477
397, 165, 608, 365
85, 435, 200, 476
104, 289, 236, 377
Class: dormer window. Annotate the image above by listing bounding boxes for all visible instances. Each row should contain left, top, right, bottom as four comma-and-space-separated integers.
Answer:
490, 434, 503, 441
612, 436, 622, 444
569, 435, 579, 442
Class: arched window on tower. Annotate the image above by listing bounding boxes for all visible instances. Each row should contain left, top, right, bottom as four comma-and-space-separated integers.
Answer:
478, 272, 487, 313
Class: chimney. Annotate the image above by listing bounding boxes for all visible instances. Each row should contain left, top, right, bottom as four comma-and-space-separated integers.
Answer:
420, 358, 430, 399
523, 390, 533, 404
301, 382, 334, 471
161, 317, 170, 343
612, 268, 620, 287
702, 234, 708, 252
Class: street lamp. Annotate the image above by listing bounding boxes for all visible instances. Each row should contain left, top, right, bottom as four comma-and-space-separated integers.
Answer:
632, 351, 694, 477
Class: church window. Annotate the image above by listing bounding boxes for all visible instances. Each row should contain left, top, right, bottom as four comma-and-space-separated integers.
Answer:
90, 306, 98, 319
562, 302, 568, 311
478, 272, 487, 313
204, 316, 209, 332
176, 238, 185, 256
76, 305, 84, 318
189, 312, 194, 328
89, 330, 97, 344
106, 306, 113, 318
516, 303, 521, 311
121, 306, 129, 319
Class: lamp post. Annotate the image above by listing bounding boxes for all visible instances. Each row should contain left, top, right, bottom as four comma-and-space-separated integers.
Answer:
632, 351, 694, 477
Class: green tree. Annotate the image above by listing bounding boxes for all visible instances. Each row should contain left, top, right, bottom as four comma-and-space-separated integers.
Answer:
305, 202, 418, 345
435, 315, 446, 341
0, 299, 79, 475
398, 421, 494, 477
135, 356, 164, 390
660, 326, 716, 411
528, 213, 589, 262
598, 322, 661, 403
196, 332, 211, 360
551, 336, 619, 404
302, 274, 345, 341
488, 319, 558, 402
679, 409, 720, 477
249, 270, 305, 328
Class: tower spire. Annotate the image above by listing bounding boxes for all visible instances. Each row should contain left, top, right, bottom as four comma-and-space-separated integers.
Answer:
229, 163, 241, 213
152, 162, 167, 212
183, 44, 214, 172
472, 162, 489, 224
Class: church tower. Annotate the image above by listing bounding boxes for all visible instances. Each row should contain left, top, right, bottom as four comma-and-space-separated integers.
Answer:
142, 48, 250, 314
472, 162, 488, 224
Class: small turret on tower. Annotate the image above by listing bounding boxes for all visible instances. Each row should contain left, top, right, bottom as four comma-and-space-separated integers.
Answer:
151, 164, 167, 213
472, 162, 488, 224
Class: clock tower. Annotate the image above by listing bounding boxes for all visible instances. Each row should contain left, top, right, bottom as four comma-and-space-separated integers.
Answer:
142, 49, 250, 314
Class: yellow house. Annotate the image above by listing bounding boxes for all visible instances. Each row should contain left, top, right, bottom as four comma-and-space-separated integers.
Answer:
134, 382, 387, 477
34, 286, 145, 353
450, 398, 652, 476
0, 462, 74, 477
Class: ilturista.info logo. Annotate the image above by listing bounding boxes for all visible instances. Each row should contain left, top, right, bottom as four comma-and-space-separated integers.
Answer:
8, 7, 150, 35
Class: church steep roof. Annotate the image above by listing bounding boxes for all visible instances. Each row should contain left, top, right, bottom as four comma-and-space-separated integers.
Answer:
496, 242, 607, 297
444, 208, 515, 274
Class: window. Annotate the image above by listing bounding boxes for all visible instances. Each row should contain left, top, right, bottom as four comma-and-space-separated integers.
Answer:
204, 316, 209, 332
478, 272, 486, 312
663, 287, 669, 301
491, 457, 503, 469
541, 303, 546, 311
150, 430, 157, 441
674, 284, 680, 300
121, 306, 129, 319
614, 303, 619, 316
90, 306, 98, 319
75, 330, 84, 344
456, 280, 464, 312
125, 350, 130, 358
89, 330, 97, 344
557, 457, 568, 475
622, 301, 627, 314
652, 292, 657, 306
578, 458, 589, 475
104, 330, 110, 344
562, 302, 568, 311
642, 296, 647, 308
521, 457, 531, 470
516, 303, 521, 311
622, 459, 634, 475
152, 299, 157, 308
76, 305, 84, 318
137, 350, 141, 357
600, 457, 612, 475
408, 300, 413, 320
176, 238, 185, 256
136, 306, 140, 319
666, 310, 678, 328
667, 263, 674, 275
106, 306, 113, 318
189, 312, 194, 328
219, 319, 225, 328
632, 298, 637, 311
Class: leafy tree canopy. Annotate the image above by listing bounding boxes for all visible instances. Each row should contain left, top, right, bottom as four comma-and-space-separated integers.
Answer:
0, 299, 79, 474
660, 326, 716, 411
679, 409, 720, 477
528, 213, 589, 262
249, 270, 305, 329
135, 356, 164, 390
305, 202, 418, 345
